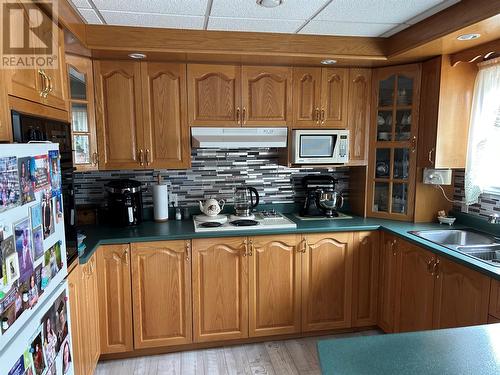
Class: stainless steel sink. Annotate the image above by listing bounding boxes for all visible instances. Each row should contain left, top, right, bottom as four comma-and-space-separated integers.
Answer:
409, 229, 500, 267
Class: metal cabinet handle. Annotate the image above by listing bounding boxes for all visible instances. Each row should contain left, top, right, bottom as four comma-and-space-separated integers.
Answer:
47, 74, 53, 93
428, 147, 435, 165
92, 152, 99, 166
427, 258, 435, 275
410, 136, 417, 153
321, 109, 325, 126
185, 240, 191, 262
139, 149, 144, 166
236, 107, 241, 125
391, 239, 397, 256
243, 239, 248, 257
121, 251, 129, 265
433, 259, 440, 278
242, 107, 247, 125
38, 69, 49, 98
146, 149, 150, 166
248, 239, 253, 256
315, 108, 320, 125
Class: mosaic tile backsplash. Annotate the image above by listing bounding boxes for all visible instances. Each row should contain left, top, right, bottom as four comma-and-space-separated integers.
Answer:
453, 169, 500, 218
73, 148, 349, 209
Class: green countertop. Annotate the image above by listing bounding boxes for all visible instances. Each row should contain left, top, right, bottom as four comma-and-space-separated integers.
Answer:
317, 324, 500, 375
77, 213, 500, 279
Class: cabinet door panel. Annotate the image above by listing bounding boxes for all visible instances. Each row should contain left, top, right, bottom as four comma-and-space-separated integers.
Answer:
94, 60, 144, 170
302, 232, 353, 331
241, 66, 292, 126
433, 257, 490, 329
249, 235, 301, 337
187, 64, 240, 126
96, 244, 133, 354
142, 63, 190, 169
85, 255, 100, 372
321, 68, 348, 128
292, 67, 321, 127
192, 237, 248, 342
68, 266, 84, 375
490, 279, 500, 320
131, 241, 192, 349
377, 234, 398, 333
352, 231, 379, 327
347, 69, 371, 164
396, 243, 435, 332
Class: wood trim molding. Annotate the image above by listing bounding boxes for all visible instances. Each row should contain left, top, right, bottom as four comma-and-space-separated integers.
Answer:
37, 0, 87, 44
387, 0, 500, 57
450, 38, 500, 66
9, 96, 69, 122
84, 25, 387, 60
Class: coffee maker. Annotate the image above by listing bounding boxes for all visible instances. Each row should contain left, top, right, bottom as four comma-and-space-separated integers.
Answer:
106, 179, 144, 226
301, 175, 343, 218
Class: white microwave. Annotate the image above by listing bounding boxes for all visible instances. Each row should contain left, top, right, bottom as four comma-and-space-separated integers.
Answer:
291, 129, 349, 164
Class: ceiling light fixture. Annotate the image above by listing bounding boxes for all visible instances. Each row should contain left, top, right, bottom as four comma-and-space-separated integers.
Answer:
457, 33, 481, 41
321, 59, 337, 65
128, 53, 147, 59
256, 0, 284, 8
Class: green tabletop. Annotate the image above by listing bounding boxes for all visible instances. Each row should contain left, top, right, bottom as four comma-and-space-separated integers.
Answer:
317, 324, 500, 375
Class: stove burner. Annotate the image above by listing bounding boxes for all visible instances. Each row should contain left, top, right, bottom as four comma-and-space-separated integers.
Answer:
199, 221, 223, 228
229, 219, 259, 227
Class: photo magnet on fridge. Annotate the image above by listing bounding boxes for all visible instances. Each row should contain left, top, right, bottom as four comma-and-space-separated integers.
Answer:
32, 155, 50, 192
41, 190, 54, 239
14, 218, 34, 283
32, 226, 44, 261
48, 151, 61, 197
31, 203, 43, 229
30, 327, 46, 375
18, 157, 35, 205
0, 156, 21, 213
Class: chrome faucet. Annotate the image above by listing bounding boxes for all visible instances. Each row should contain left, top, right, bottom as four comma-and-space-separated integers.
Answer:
488, 213, 500, 224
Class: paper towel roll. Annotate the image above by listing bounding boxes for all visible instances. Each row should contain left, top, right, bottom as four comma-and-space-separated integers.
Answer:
152, 184, 169, 222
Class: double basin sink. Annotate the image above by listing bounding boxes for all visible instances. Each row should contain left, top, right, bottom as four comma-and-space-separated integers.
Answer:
410, 229, 500, 267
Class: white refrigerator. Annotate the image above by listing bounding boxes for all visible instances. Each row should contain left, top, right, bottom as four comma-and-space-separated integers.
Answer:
0, 144, 74, 375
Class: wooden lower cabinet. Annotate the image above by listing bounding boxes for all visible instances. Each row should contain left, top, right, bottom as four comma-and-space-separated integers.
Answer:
68, 254, 100, 375
489, 279, 500, 319
377, 233, 398, 332
432, 257, 491, 329
192, 237, 249, 342
395, 242, 436, 332
352, 231, 379, 327
301, 233, 354, 331
248, 235, 301, 337
131, 240, 192, 349
96, 244, 134, 354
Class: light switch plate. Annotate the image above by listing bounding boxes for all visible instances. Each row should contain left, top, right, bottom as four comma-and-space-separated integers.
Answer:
423, 168, 452, 185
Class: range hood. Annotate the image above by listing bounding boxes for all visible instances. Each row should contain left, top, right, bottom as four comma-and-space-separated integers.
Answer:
191, 127, 288, 148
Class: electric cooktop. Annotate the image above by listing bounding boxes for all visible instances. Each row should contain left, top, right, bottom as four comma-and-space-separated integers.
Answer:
193, 211, 297, 233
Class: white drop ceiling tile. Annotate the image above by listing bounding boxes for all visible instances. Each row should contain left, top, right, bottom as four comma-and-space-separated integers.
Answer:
101, 11, 204, 29
92, 0, 209, 16
316, 0, 456, 24
78, 8, 102, 24
210, 0, 328, 20
208, 17, 303, 33
70, 0, 91, 9
300, 20, 399, 37
378, 23, 411, 38
404, 0, 461, 24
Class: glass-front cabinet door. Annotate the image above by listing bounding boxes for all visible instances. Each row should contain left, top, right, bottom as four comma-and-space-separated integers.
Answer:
367, 64, 421, 220
66, 55, 98, 171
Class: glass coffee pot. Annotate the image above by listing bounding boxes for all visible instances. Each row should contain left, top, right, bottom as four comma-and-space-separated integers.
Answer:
233, 185, 259, 218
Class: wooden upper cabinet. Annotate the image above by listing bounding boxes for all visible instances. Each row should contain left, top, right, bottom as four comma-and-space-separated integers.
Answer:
395, 242, 436, 333
248, 234, 301, 337
321, 68, 349, 128
347, 69, 371, 165
96, 244, 134, 354
187, 64, 240, 126
241, 66, 292, 126
301, 232, 353, 331
377, 233, 398, 333
131, 240, 192, 349
352, 231, 379, 327
292, 67, 322, 127
192, 237, 249, 342
94, 60, 144, 170
141, 62, 190, 169
433, 257, 491, 329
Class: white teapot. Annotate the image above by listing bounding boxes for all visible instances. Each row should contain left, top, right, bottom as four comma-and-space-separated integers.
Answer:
199, 198, 225, 216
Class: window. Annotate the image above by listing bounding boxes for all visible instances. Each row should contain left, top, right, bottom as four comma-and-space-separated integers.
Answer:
464, 59, 500, 205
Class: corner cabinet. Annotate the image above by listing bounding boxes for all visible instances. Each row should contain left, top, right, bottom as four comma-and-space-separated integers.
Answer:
94, 60, 190, 170
366, 64, 421, 221
131, 241, 192, 349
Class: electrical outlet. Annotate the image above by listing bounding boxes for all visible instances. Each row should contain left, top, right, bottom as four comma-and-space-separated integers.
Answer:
423, 168, 452, 185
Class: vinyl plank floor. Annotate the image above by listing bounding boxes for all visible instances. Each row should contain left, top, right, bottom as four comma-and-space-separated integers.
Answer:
95, 331, 382, 375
